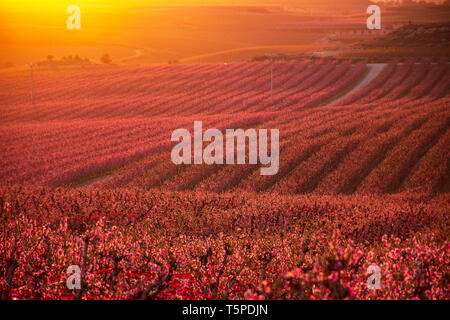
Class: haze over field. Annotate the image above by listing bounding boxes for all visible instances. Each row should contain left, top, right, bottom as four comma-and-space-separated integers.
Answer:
1, 0, 449, 66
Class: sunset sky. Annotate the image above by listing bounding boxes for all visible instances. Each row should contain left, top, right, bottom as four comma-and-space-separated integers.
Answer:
0, 0, 446, 15
0, 0, 447, 65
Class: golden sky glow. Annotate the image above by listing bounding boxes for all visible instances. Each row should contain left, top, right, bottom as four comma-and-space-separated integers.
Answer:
0, 0, 315, 12
0, 0, 133, 12
0, 0, 445, 13
0, 0, 242, 12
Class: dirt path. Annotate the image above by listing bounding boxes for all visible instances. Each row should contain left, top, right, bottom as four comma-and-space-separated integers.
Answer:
80, 63, 387, 188
115, 49, 145, 63
326, 63, 387, 106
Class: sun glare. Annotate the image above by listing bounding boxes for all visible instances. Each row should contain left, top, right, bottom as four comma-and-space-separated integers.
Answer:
0, 0, 142, 12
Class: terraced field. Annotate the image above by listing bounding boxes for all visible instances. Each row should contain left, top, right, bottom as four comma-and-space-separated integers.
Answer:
1, 59, 449, 196
0, 58, 449, 300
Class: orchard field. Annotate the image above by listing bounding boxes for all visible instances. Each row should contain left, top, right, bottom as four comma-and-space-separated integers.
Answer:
0, 58, 449, 300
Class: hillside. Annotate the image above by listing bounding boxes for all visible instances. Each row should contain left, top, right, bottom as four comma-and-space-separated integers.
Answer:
0, 58, 449, 300
1, 59, 449, 196
362, 23, 450, 48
